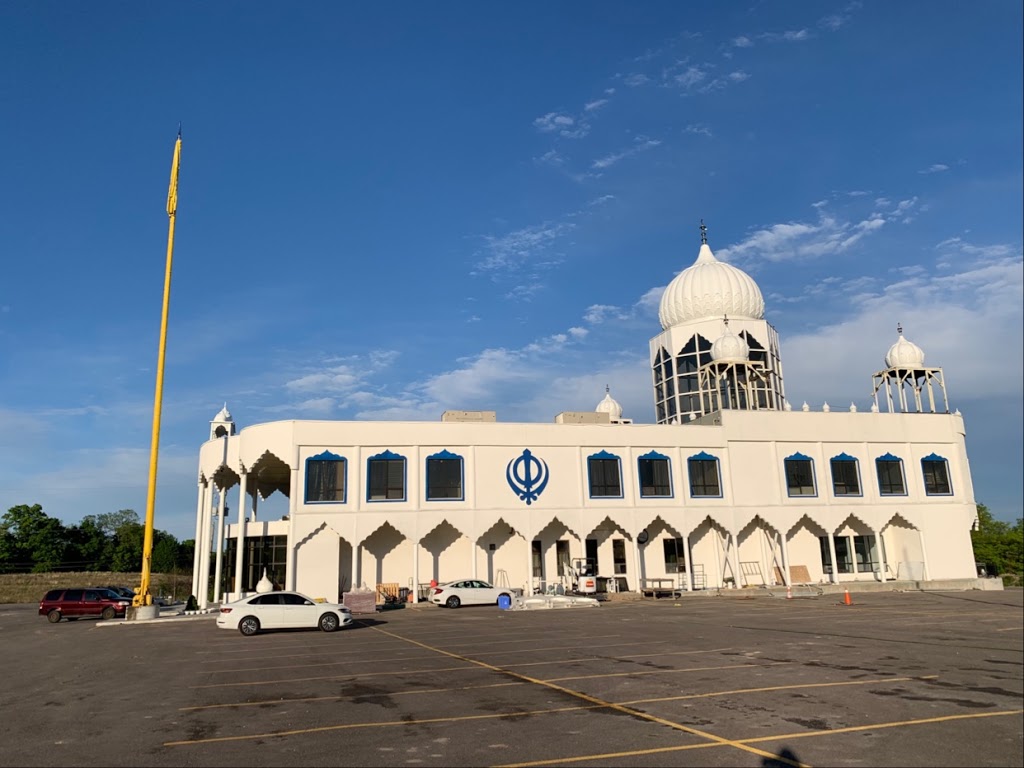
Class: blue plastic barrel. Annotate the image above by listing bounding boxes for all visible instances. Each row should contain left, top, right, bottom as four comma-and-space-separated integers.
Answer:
497, 595, 511, 610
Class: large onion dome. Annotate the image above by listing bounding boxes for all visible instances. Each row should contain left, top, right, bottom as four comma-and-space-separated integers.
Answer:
658, 233, 765, 330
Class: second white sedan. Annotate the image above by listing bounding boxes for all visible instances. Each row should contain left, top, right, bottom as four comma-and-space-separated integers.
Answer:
430, 580, 512, 609
217, 591, 353, 636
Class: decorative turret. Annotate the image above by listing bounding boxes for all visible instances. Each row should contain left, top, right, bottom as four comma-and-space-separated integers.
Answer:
649, 222, 786, 423
871, 325, 949, 413
210, 403, 236, 440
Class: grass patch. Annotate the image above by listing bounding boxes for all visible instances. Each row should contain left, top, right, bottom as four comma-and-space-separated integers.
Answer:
0, 571, 192, 605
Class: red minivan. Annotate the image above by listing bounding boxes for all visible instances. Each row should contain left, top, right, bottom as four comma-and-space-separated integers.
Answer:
39, 588, 131, 622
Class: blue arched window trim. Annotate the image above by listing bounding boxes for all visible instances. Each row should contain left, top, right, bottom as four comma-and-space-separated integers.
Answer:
921, 452, 953, 495
304, 450, 347, 504
829, 452, 862, 497
425, 449, 465, 502
687, 451, 723, 498
587, 449, 623, 499
875, 452, 907, 496
367, 449, 407, 502
637, 450, 673, 498
783, 452, 817, 498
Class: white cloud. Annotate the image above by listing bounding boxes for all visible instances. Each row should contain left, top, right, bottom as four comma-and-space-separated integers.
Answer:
473, 221, 576, 273
782, 242, 1023, 405
534, 149, 565, 167
591, 136, 662, 170
584, 98, 609, 111
732, 35, 753, 48
685, 123, 713, 137
715, 199, 921, 265
623, 73, 649, 87
918, 163, 950, 174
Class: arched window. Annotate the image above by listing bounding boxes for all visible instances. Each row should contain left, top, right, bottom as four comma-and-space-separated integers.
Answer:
426, 449, 464, 501
638, 451, 672, 498
875, 453, 907, 496
921, 453, 952, 495
829, 453, 861, 496
687, 451, 722, 497
783, 452, 816, 497
367, 450, 406, 501
587, 450, 622, 498
305, 450, 346, 503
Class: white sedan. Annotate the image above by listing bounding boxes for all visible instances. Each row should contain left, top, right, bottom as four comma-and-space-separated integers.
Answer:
217, 591, 354, 636
430, 579, 513, 609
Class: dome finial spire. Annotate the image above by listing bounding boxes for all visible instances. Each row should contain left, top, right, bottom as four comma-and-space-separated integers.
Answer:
700, 219, 708, 245
723, 314, 729, 328
605, 383, 610, 394
897, 322, 903, 336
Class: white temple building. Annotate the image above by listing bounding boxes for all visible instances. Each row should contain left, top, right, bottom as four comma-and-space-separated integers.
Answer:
191, 225, 981, 607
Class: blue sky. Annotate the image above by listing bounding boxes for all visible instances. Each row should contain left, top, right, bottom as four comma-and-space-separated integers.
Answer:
1, 2, 1021, 540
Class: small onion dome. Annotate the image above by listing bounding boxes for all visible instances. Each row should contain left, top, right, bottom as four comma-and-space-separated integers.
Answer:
255, 568, 273, 594
595, 386, 623, 421
213, 403, 233, 422
658, 239, 765, 329
710, 320, 750, 363
885, 325, 926, 368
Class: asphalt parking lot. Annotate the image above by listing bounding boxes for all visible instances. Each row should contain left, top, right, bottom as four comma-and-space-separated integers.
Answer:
2, 590, 1021, 767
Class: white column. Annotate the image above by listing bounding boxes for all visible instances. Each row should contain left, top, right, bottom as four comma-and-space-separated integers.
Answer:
780, 531, 792, 587
471, 535, 478, 579
286, 464, 299, 591
917, 527, 930, 582
213, 487, 227, 604
827, 533, 840, 584
525, 536, 533, 594
233, 470, 248, 599
727, 533, 738, 586
197, 483, 213, 609
681, 534, 692, 591
874, 528, 887, 582
633, 538, 643, 593
190, 480, 206, 599
350, 542, 357, 596
412, 538, 420, 603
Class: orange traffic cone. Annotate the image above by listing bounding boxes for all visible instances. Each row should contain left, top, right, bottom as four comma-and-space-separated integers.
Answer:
843, 589, 852, 606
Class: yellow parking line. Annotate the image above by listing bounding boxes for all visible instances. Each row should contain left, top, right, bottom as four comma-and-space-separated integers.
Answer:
740, 708, 1024, 745
165, 705, 606, 745
545, 660, 790, 682
617, 675, 937, 705
189, 663, 477, 689
495, 709, 1024, 768
180, 672, 926, 713
179, 680, 525, 711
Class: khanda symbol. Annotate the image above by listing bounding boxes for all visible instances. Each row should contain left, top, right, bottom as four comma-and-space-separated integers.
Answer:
506, 449, 550, 505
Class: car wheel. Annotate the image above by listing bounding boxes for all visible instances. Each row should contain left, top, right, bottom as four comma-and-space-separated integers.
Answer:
101, 606, 116, 620
238, 616, 260, 636
319, 613, 339, 632
445, 596, 461, 609
47, 610, 61, 623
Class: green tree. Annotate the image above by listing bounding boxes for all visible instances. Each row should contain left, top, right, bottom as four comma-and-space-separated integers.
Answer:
971, 504, 1024, 575
0, 504, 69, 572
151, 534, 180, 573
66, 516, 114, 571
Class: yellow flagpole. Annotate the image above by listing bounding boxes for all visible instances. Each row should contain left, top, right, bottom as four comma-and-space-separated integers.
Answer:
135, 129, 181, 608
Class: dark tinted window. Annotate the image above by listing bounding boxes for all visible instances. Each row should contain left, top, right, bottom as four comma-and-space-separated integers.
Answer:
63, 590, 83, 601
281, 593, 307, 605
44, 590, 62, 601
84, 590, 104, 601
